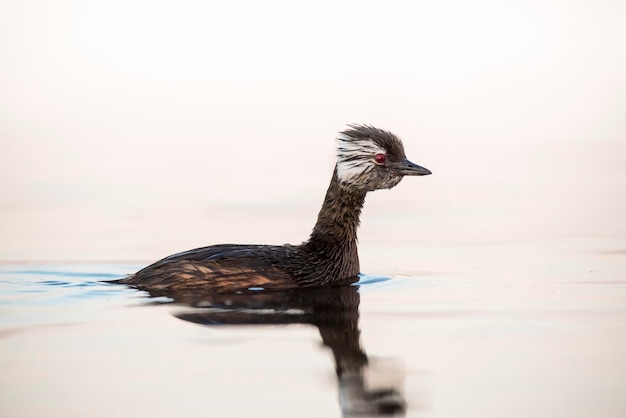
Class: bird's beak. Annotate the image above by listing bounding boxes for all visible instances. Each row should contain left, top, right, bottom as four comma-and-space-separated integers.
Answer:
391, 158, 432, 176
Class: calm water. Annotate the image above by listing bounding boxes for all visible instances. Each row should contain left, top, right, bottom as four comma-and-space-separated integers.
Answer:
1, 241, 625, 418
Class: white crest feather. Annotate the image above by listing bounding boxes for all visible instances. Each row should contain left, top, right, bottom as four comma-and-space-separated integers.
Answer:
335, 133, 385, 186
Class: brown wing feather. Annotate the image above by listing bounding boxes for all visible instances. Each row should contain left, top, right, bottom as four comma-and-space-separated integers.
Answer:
118, 244, 300, 293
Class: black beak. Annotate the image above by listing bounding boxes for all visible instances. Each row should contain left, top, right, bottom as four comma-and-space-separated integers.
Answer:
391, 158, 432, 176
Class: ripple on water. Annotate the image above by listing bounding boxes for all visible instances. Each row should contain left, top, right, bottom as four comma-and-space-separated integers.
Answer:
0, 266, 430, 331
0, 265, 142, 329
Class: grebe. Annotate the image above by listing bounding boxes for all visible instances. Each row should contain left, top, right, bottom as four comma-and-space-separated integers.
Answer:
116, 125, 431, 293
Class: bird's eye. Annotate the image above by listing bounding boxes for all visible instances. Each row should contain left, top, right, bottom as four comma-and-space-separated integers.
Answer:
374, 153, 386, 164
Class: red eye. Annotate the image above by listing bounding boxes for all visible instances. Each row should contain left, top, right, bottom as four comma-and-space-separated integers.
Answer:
374, 153, 386, 164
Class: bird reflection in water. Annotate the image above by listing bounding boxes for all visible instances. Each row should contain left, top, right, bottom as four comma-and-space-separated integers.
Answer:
142, 283, 407, 417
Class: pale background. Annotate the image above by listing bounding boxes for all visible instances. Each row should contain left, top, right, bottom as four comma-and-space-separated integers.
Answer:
1, 0, 625, 262
1, 3, 626, 417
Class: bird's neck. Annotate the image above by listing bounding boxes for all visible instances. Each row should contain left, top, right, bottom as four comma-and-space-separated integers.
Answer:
304, 168, 366, 277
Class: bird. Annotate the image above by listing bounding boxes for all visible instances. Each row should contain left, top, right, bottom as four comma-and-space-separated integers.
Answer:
114, 125, 431, 293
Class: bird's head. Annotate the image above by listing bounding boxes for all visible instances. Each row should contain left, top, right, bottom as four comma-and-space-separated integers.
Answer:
335, 125, 431, 192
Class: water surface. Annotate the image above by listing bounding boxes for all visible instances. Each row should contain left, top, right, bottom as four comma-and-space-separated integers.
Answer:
2, 243, 625, 418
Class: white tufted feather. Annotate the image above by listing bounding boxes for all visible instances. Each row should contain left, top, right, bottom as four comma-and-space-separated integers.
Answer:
335, 133, 385, 186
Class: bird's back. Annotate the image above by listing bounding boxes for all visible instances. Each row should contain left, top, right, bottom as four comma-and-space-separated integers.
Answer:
117, 244, 302, 293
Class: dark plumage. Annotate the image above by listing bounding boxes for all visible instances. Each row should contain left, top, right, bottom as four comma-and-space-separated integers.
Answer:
115, 125, 431, 293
